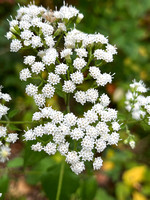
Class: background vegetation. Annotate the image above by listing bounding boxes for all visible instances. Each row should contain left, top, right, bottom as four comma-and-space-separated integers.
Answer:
0, 0, 150, 199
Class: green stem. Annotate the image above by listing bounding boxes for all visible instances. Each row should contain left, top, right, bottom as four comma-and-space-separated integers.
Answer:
82, 55, 93, 73
0, 120, 38, 124
55, 33, 64, 48
56, 160, 65, 200
66, 94, 70, 113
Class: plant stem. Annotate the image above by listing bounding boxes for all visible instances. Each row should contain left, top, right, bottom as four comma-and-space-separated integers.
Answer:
0, 120, 38, 124
66, 94, 70, 113
55, 33, 64, 48
56, 160, 65, 200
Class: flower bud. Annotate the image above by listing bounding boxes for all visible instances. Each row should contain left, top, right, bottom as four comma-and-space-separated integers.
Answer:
76, 13, 84, 24
129, 140, 136, 149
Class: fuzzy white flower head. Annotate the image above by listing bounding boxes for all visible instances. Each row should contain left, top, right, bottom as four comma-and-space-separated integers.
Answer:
31, 62, 45, 74
58, 23, 66, 31
94, 49, 113, 63
75, 48, 88, 58
74, 91, 86, 105
71, 128, 84, 140
54, 5, 79, 20
43, 142, 56, 155
89, 66, 101, 79
20, 30, 33, 40
55, 63, 68, 75
63, 113, 77, 127
63, 80, 76, 93
24, 55, 35, 65
100, 94, 110, 107
0, 145, 11, 163
10, 39, 22, 52
73, 58, 87, 70
106, 44, 117, 55
0, 126, 7, 137
42, 84, 55, 98
86, 88, 99, 104
6, 133, 18, 143
20, 68, 31, 81
31, 36, 42, 48
0, 105, 9, 119
70, 71, 84, 84
31, 142, 43, 152
93, 157, 103, 170
45, 36, 55, 47
6, 31, 13, 40
70, 161, 85, 175
41, 23, 54, 36
60, 48, 73, 59
47, 72, 60, 85
66, 151, 79, 164
34, 94, 45, 107
25, 83, 38, 97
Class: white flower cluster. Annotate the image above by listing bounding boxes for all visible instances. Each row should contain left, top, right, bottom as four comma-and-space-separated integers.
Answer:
24, 97, 120, 174
7, 3, 117, 108
7, 3, 119, 174
125, 80, 150, 123
0, 87, 18, 163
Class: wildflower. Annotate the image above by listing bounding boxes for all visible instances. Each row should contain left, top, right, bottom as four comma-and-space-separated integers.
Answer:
7, 3, 120, 175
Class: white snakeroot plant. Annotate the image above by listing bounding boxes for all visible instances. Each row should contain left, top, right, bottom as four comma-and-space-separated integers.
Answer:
7, 3, 121, 175
125, 80, 150, 123
0, 86, 18, 163
124, 80, 150, 149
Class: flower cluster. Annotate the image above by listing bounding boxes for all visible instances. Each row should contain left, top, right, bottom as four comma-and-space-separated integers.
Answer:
6, 3, 117, 108
24, 100, 120, 174
125, 80, 150, 124
7, 3, 119, 174
0, 86, 18, 163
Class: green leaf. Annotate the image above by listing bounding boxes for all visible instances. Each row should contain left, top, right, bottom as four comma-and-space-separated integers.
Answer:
8, 124, 22, 131
55, 83, 65, 99
41, 162, 79, 200
142, 184, 150, 196
7, 157, 24, 168
80, 176, 98, 200
115, 182, 131, 200
23, 141, 47, 167
26, 157, 56, 185
0, 175, 9, 200
8, 109, 19, 119
94, 188, 115, 200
